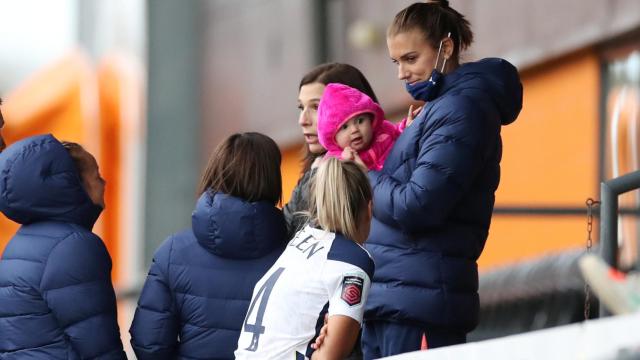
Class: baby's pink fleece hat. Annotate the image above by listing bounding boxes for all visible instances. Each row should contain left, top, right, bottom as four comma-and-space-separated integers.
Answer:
317, 83, 385, 154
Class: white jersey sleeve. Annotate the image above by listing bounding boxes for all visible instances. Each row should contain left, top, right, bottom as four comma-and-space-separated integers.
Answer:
323, 234, 375, 324
324, 264, 371, 323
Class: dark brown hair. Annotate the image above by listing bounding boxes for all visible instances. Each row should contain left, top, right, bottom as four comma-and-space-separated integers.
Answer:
61, 141, 91, 175
298, 63, 379, 172
388, 1, 473, 65
198, 132, 282, 205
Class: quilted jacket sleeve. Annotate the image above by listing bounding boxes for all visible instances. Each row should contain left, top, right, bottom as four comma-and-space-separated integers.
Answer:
129, 237, 179, 360
369, 96, 495, 233
40, 231, 126, 359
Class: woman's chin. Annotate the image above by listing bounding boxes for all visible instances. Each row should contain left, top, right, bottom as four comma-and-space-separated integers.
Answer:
308, 143, 326, 154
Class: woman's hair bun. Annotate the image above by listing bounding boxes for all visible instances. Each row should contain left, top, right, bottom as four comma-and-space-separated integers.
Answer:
426, 0, 449, 7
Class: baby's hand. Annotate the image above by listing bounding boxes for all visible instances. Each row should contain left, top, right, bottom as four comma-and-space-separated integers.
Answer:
341, 147, 356, 161
341, 147, 367, 170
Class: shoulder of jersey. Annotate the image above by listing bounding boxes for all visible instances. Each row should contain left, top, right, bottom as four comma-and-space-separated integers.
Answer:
327, 234, 374, 279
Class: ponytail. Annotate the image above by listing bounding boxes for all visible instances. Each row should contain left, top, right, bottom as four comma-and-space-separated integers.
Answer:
432, 0, 450, 7
308, 158, 372, 242
388, 1, 473, 64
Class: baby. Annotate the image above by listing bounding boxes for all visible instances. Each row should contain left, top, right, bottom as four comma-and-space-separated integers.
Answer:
317, 83, 412, 171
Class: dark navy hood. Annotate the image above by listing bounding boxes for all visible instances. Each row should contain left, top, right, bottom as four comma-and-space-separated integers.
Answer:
0, 134, 102, 229
192, 191, 286, 259
438, 58, 523, 125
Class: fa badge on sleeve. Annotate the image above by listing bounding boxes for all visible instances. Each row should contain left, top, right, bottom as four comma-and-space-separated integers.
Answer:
341, 275, 364, 306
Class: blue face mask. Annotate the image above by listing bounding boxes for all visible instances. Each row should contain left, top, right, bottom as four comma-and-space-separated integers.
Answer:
404, 33, 451, 102
405, 70, 445, 101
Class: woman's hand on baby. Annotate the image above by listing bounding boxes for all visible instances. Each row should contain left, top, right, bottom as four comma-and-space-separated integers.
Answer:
406, 104, 423, 127
353, 153, 367, 171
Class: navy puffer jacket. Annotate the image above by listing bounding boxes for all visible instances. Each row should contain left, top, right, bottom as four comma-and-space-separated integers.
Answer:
0, 134, 126, 359
365, 58, 523, 332
129, 191, 286, 360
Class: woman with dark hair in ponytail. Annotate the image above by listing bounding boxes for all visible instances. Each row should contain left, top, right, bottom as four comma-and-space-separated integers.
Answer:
358, 0, 523, 356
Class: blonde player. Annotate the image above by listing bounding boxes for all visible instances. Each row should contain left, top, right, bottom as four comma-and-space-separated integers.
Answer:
235, 158, 374, 360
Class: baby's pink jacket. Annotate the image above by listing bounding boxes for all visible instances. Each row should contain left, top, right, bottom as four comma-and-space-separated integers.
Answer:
317, 83, 404, 171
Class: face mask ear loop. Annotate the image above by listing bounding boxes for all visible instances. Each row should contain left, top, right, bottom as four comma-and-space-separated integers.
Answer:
436, 32, 452, 74
433, 40, 444, 72
429, 37, 445, 80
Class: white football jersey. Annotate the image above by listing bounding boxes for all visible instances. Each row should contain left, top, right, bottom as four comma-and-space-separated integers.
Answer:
234, 225, 374, 360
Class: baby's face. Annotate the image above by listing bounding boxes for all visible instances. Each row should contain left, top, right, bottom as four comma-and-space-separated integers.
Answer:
335, 113, 373, 152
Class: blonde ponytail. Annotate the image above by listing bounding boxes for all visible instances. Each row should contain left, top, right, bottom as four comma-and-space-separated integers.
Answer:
309, 158, 372, 242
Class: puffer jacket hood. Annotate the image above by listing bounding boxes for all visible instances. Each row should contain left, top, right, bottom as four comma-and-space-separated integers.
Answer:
192, 191, 287, 259
437, 58, 522, 126
0, 134, 102, 229
317, 83, 386, 153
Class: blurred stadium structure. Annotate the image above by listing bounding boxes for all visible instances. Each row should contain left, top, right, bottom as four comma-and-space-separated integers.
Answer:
1, 0, 640, 357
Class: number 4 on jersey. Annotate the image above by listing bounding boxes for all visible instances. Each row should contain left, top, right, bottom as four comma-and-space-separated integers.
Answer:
243, 267, 285, 351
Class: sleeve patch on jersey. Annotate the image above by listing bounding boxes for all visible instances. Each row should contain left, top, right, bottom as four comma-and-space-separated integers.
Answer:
341, 276, 364, 306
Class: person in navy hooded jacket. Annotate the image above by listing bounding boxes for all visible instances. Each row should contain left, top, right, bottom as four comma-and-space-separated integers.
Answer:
130, 132, 287, 359
0, 134, 126, 359
357, 1, 523, 357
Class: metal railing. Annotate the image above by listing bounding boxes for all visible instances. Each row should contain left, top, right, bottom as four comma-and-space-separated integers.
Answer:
599, 169, 640, 316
